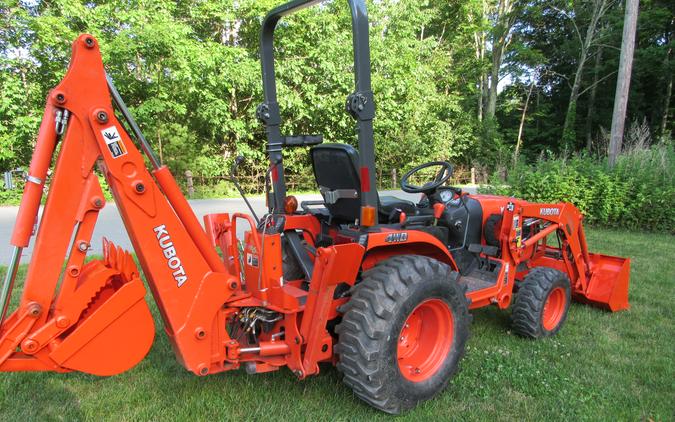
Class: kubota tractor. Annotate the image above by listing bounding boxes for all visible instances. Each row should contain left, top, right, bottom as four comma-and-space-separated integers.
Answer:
0, 0, 630, 414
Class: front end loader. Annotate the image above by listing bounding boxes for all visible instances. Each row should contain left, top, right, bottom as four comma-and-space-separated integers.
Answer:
0, 0, 630, 414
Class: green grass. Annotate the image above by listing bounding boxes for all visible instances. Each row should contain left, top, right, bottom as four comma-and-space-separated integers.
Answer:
0, 228, 673, 421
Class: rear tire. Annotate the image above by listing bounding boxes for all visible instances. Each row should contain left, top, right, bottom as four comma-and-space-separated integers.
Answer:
281, 236, 304, 281
335, 255, 470, 414
511, 267, 571, 338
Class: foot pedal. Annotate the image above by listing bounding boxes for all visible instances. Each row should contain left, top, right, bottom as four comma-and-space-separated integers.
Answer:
468, 243, 499, 257
468, 244, 482, 254
482, 245, 499, 257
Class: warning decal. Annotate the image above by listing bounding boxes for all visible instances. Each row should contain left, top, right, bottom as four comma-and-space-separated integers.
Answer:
101, 125, 128, 158
246, 253, 259, 268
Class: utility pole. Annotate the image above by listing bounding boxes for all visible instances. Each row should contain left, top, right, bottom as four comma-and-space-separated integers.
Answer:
609, 0, 640, 167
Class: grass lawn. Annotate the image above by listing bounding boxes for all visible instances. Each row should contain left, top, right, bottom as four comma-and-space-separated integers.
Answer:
0, 227, 673, 421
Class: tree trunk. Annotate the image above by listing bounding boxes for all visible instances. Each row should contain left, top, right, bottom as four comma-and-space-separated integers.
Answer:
486, 0, 515, 120
514, 81, 535, 165
157, 127, 163, 165
562, 0, 609, 147
586, 45, 604, 152
474, 0, 489, 121
609, 0, 640, 167
478, 78, 484, 121
660, 72, 672, 139
486, 43, 503, 119
475, 31, 485, 121
659, 44, 672, 138
482, 72, 489, 120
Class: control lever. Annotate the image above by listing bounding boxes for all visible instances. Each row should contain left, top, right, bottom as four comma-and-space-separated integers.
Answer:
228, 155, 260, 224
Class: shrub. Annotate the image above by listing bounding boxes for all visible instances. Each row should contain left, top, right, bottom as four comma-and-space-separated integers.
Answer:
192, 180, 237, 199
481, 144, 674, 232
0, 178, 23, 206
0, 188, 23, 206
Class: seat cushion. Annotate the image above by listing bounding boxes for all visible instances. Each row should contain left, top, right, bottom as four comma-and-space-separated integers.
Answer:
379, 196, 417, 218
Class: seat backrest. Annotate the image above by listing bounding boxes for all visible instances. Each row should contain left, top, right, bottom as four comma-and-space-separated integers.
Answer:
310, 143, 362, 222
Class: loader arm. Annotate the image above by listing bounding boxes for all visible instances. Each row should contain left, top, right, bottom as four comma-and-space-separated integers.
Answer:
0, 35, 239, 376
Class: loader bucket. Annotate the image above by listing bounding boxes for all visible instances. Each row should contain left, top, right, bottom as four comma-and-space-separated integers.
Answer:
577, 253, 630, 312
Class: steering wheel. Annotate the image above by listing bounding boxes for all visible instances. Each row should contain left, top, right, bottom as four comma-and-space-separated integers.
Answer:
400, 161, 453, 194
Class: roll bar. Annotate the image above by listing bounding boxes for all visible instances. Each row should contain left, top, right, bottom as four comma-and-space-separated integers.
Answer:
256, 0, 378, 223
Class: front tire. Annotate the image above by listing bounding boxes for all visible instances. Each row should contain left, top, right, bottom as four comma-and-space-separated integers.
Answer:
335, 255, 470, 414
511, 267, 571, 338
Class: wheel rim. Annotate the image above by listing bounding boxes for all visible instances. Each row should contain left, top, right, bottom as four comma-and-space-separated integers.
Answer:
542, 287, 566, 331
397, 298, 454, 382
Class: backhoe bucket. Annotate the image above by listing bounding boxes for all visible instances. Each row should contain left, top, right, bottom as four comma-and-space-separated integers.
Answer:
578, 253, 630, 312
0, 243, 155, 375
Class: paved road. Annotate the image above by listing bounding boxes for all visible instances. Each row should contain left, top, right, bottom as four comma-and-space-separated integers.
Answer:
0, 189, 445, 265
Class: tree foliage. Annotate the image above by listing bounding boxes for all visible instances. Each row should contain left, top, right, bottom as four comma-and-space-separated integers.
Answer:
0, 0, 672, 182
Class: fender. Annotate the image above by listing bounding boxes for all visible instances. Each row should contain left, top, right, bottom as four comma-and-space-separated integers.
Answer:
363, 229, 458, 271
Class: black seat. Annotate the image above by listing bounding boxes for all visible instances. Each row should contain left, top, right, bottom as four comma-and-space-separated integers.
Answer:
310, 143, 416, 223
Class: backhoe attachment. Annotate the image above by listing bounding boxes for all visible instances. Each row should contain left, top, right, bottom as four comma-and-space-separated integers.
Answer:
1, 34, 237, 377
0, 35, 160, 374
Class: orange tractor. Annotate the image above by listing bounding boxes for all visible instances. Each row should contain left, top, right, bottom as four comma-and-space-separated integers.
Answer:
0, 0, 630, 414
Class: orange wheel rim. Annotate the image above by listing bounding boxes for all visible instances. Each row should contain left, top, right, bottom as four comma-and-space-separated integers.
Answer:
542, 287, 566, 331
397, 299, 454, 382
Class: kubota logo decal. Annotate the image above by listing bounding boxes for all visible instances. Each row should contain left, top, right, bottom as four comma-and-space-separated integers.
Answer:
539, 207, 560, 216
154, 225, 188, 287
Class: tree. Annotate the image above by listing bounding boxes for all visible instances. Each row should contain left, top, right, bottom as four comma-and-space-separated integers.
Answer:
485, 0, 518, 120
585, 41, 605, 152
658, 17, 672, 139
559, 0, 615, 148
0, 0, 672, 187
609, 0, 640, 167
